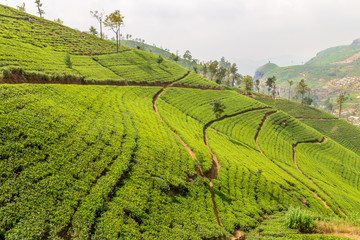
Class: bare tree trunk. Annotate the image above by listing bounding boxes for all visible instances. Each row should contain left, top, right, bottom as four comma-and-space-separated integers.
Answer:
288, 87, 291, 101
116, 32, 119, 53
339, 104, 342, 118
100, 20, 102, 39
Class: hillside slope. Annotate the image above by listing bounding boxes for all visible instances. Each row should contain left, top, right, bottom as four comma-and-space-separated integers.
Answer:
1, 4, 360, 240
255, 39, 360, 114
121, 40, 199, 70
0, 5, 220, 89
255, 97, 360, 155
2, 84, 360, 239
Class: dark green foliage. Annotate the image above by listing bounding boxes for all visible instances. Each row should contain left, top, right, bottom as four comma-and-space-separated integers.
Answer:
210, 99, 226, 119
64, 53, 72, 68
157, 55, 164, 65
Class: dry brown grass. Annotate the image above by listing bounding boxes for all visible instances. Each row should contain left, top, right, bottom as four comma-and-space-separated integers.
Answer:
316, 220, 360, 239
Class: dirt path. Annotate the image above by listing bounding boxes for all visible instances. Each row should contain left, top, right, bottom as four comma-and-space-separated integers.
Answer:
255, 111, 277, 154
151, 71, 225, 227
152, 71, 206, 177
209, 182, 222, 226
293, 138, 347, 216
253, 114, 344, 216
203, 107, 272, 180
202, 106, 272, 229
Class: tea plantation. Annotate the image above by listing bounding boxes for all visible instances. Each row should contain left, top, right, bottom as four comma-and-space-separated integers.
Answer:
256, 97, 360, 155
1, 4, 360, 240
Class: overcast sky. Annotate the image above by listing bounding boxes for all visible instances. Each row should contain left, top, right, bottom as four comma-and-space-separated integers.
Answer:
2, 0, 360, 74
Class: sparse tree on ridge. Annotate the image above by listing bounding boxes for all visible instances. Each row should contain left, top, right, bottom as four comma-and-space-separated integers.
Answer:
216, 66, 227, 84
266, 76, 276, 97
327, 103, 334, 114
255, 79, 260, 92
210, 99, 226, 133
17, 2, 26, 12
288, 80, 294, 101
90, 10, 105, 39
54, 18, 63, 24
202, 63, 209, 77
183, 50, 192, 61
208, 61, 219, 81
35, 0, 44, 18
243, 75, 254, 95
104, 10, 124, 53
229, 63, 238, 87
234, 73, 242, 87
89, 26, 98, 36
337, 93, 346, 118
295, 79, 310, 104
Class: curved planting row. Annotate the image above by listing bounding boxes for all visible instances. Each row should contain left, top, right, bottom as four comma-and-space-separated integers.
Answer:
256, 110, 360, 216
0, 85, 227, 239
301, 119, 360, 156
157, 88, 337, 234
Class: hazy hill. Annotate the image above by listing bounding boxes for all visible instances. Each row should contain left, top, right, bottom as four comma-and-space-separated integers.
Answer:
255, 39, 360, 115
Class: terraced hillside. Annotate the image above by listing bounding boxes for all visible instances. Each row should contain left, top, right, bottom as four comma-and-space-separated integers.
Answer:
255, 97, 360, 156
0, 5, 220, 89
121, 40, 199, 70
1, 4, 360, 240
2, 84, 360, 239
0, 5, 118, 54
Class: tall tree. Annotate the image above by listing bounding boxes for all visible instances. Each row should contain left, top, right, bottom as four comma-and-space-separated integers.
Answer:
216, 66, 227, 84
104, 10, 124, 53
183, 50, 192, 61
210, 99, 226, 133
337, 93, 346, 118
229, 63, 238, 87
236, 73, 242, 87
202, 63, 209, 77
287, 80, 294, 101
17, 2, 26, 12
243, 75, 254, 95
255, 79, 260, 92
90, 10, 104, 39
327, 103, 334, 114
34, 0, 44, 18
208, 61, 218, 81
266, 76, 276, 97
295, 79, 310, 104
89, 26, 98, 36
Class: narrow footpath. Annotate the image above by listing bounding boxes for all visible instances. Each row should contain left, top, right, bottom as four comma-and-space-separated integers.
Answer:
254, 114, 341, 216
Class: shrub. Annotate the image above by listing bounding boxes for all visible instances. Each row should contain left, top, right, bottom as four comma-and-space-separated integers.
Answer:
64, 53, 72, 68
286, 206, 316, 233
2, 67, 11, 79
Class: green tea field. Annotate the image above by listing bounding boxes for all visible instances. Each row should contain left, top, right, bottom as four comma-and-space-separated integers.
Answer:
1, 3, 360, 240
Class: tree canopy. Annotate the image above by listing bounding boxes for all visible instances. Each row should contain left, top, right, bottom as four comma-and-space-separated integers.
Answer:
104, 10, 124, 53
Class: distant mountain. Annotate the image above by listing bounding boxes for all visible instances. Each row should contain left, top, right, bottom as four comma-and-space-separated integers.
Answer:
255, 39, 360, 116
